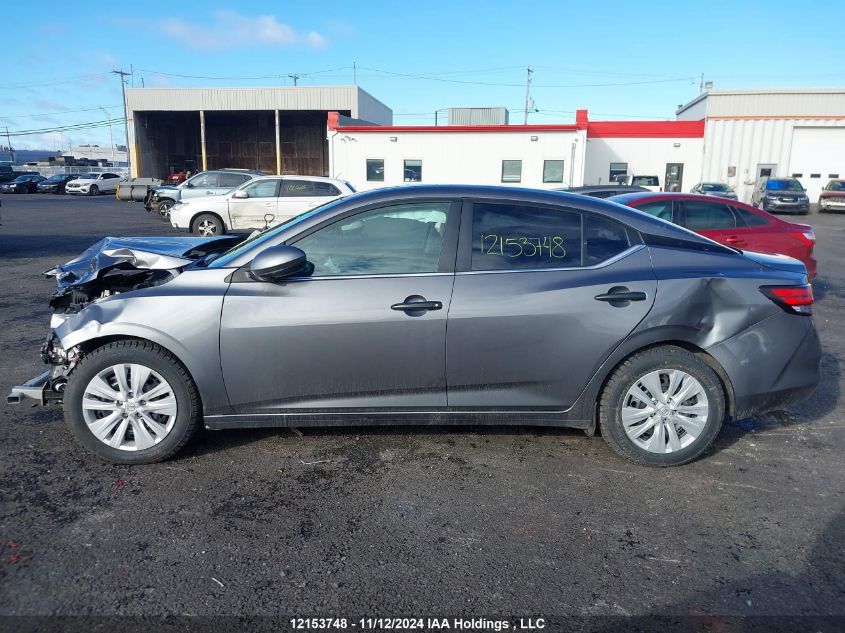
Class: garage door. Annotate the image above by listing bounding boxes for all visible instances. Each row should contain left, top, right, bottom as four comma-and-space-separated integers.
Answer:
788, 127, 845, 202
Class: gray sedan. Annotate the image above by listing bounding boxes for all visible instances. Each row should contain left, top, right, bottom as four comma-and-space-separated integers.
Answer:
9, 186, 821, 467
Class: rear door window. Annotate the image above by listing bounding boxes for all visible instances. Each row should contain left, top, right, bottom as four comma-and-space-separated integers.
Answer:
219, 173, 248, 188
732, 206, 770, 228
682, 200, 737, 230
633, 200, 674, 222
470, 202, 582, 270
283, 180, 316, 197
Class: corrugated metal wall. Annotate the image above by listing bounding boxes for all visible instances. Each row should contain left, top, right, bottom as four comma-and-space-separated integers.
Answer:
702, 117, 845, 203
447, 107, 509, 125
706, 91, 845, 118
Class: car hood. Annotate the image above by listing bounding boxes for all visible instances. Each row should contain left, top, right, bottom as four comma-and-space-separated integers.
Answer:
820, 191, 845, 198
741, 250, 808, 277
45, 235, 244, 288
153, 185, 182, 193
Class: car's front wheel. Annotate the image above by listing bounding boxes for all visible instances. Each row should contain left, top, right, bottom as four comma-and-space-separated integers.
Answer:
89, 185, 99, 196
155, 199, 175, 218
599, 346, 725, 467
192, 213, 225, 236
64, 340, 201, 464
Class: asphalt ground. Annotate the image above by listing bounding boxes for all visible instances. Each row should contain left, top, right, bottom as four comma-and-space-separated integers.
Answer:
0, 193, 843, 631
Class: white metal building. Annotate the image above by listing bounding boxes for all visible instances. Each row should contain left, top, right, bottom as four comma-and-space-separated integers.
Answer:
676, 88, 845, 203
328, 112, 587, 191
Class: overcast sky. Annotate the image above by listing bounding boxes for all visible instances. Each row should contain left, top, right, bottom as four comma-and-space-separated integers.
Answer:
1, 0, 843, 150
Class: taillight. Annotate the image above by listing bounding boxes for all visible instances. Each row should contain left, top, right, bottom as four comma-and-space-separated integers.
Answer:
792, 228, 815, 247
760, 284, 814, 316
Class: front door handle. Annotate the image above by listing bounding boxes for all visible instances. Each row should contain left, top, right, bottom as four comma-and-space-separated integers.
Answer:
725, 236, 746, 246
595, 286, 647, 306
391, 295, 442, 313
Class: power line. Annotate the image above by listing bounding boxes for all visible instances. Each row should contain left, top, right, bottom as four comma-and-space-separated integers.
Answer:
0, 105, 123, 119
6, 118, 126, 137
0, 73, 110, 90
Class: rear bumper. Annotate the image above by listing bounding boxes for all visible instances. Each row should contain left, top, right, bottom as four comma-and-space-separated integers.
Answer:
708, 313, 821, 420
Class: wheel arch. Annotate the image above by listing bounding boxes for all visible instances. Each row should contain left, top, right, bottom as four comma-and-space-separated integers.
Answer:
189, 210, 227, 234
589, 339, 737, 433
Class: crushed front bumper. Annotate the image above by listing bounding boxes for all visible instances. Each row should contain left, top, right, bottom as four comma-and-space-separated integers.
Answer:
7, 370, 64, 405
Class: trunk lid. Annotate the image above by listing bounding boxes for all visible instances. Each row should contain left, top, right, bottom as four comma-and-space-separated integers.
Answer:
741, 250, 808, 277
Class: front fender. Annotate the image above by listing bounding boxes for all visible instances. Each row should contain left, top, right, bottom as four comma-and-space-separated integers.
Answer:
55, 269, 234, 416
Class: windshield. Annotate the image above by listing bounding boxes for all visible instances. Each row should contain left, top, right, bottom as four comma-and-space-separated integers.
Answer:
767, 179, 804, 191
208, 198, 348, 268
701, 183, 729, 192
632, 176, 659, 186
74, 174, 96, 180
825, 181, 845, 191
44, 174, 65, 183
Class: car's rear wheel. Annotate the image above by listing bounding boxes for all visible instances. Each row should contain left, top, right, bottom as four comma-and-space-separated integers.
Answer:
64, 340, 201, 464
192, 213, 224, 236
599, 346, 725, 467
89, 184, 99, 196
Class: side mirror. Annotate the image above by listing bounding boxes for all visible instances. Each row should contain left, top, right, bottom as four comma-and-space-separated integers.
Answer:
249, 245, 307, 282
184, 181, 194, 188
232, 190, 249, 199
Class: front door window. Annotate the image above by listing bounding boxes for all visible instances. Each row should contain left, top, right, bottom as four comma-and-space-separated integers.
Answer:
293, 203, 450, 276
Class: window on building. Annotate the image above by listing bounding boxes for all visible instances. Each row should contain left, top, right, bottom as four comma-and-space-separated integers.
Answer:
292, 202, 450, 276
609, 162, 628, 184
791, 173, 804, 178
810, 174, 821, 178
404, 160, 422, 182
585, 216, 630, 265
501, 160, 523, 183
471, 202, 582, 271
829, 174, 840, 179
682, 200, 736, 230
543, 160, 565, 183
366, 159, 384, 182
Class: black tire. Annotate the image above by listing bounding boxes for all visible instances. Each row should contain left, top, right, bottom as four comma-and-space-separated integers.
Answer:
64, 339, 201, 464
155, 198, 175, 219
89, 184, 99, 196
191, 213, 225, 236
599, 346, 725, 467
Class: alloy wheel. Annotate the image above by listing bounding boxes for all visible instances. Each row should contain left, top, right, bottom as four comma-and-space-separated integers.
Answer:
197, 219, 217, 236
81, 363, 178, 451
621, 369, 709, 453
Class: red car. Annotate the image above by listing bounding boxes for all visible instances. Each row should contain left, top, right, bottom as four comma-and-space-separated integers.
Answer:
608, 192, 817, 279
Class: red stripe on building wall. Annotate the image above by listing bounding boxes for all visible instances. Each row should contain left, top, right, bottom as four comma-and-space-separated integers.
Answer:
586, 120, 705, 138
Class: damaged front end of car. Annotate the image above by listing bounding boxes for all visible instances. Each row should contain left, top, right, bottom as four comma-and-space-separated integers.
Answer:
7, 235, 244, 406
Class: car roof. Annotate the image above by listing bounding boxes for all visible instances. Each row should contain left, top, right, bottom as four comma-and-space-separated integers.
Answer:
251, 175, 348, 184
562, 185, 649, 193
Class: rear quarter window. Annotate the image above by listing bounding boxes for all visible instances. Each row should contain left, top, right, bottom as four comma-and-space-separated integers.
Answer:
585, 216, 630, 265
732, 206, 770, 227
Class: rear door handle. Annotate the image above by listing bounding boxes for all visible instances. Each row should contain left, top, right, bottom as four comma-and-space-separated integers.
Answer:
391, 295, 442, 313
725, 236, 746, 245
594, 287, 647, 306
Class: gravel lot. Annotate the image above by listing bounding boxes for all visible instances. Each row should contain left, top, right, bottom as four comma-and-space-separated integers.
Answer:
0, 194, 843, 625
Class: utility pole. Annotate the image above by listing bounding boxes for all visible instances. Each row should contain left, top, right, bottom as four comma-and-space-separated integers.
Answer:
523, 66, 533, 125
699, 73, 704, 95
353, 61, 357, 85
289, 73, 301, 86
4, 126, 12, 162
99, 106, 115, 166
112, 69, 131, 171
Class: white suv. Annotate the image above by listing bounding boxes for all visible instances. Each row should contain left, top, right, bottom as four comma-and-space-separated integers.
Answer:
170, 176, 356, 236
65, 173, 125, 196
